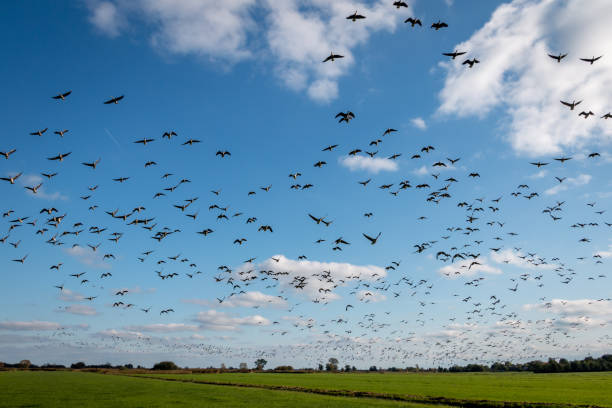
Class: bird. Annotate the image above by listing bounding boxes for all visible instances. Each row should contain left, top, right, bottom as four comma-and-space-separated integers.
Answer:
346, 11, 365, 22
548, 53, 567, 63
54, 129, 69, 137
335, 111, 355, 123
560, 100, 582, 110
579, 55, 602, 65
103, 95, 124, 104
463, 58, 480, 68
47, 152, 71, 162
0, 172, 22, 184
393, 1, 408, 8
323, 52, 344, 63
530, 162, 549, 168
134, 138, 155, 145
82, 158, 101, 169
52, 90, 72, 100
363, 232, 381, 245
30, 128, 48, 137
443, 51, 467, 60
579, 111, 595, 119
383, 128, 397, 136
216, 150, 231, 158
0, 149, 16, 159
404, 17, 422, 27
431, 21, 448, 30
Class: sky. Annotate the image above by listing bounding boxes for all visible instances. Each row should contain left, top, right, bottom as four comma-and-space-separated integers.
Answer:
0, 0, 611, 369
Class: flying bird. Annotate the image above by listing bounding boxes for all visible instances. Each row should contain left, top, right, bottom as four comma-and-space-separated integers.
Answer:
103, 95, 124, 104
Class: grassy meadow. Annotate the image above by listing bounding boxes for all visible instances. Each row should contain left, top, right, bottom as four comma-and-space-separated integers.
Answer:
1, 370, 611, 407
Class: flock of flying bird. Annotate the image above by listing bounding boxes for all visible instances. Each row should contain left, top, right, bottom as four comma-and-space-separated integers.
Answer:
1, 3, 610, 367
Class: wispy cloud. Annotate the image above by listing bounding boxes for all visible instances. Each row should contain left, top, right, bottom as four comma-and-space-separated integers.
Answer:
194, 310, 270, 331
184, 291, 287, 309
0, 320, 61, 331
411, 117, 427, 130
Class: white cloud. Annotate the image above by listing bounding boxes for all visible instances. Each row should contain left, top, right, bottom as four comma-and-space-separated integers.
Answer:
88, 1, 125, 37
125, 323, 199, 333
256, 255, 386, 301
184, 291, 286, 309
58, 305, 99, 316
489, 249, 557, 270
18, 173, 67, 201
438, 257, 502, 278
87, 0, 410, 102
356, 290, 386, 303
0, 321, 61, 331
339, 155, 398, 174
194, 310, 270, 331
438, 0, 612, 156
65, 246, 111, 269
544, 173, 591, 195
411, 117, 427, 130
96, 329, 148, 339
524, 298, 612, 316
594, 245, 612, 259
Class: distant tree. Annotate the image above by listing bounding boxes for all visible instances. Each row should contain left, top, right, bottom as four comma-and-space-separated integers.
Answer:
318, 363, 324, 371
352, 366, 356, 371
326, 358, 339, 371
152, 361, 178, 370
254, 358, 267, 370
18, 360, 31, 369
71, 362, 86, 369
344, 364, 351, 372
239, 362, 248, 371
220, 363, 226, 370
369, 365, 378, 371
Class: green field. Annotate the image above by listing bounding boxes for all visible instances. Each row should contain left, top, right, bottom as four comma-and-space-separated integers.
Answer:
2, 370, 612, 408
140, 371, 612, 407
0, 371, 443, 408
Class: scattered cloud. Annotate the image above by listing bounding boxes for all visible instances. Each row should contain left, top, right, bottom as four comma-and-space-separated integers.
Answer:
544, 173, 591, 195
124, 323, 199, 333
0, 320, 61, 331
339, 155, 398, 174
194, 310, 270, 331
356, 290, 386, 303
86, 0, 411, 102
57, 304, 99, 316
438, 257, 502, 278
87, 1, 125, 37
594, 245, 612, 259
411, 117, 427, 130
255, 255, 386, 301
65, 245, 111, 269
524, 298, 612, 316
184, 291, 287, 309
438, 0, 612, 156
489, 249, 557, 270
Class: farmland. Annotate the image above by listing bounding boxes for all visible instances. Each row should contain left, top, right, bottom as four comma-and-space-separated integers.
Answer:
2, 370, 611, 408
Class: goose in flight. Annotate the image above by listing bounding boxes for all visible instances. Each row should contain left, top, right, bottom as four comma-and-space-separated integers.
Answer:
52, 90, 72, 100
346, 11, 365, 22
393, 1, 408, 8
580, 55, 602, 65
463, 58, 480, 68
82, 158, 101, 169
579, 111, 594, 119
335, 111, 355, 123
134, 138, 155, 145
363, 232, 381, 245
47, 152, 71, 162
54, 129, 69, 137
323, 52, 344, 63
25, 183, 43, 194
0, 149, 16, 159
404, 17, 421, 27
30, 128, 48, 136
216, 150, 231, 158
431, 20, 448, 30
560, 100, 581, 110
443, 51, 466, 60
548, 53, 567, 63
1, 172, 23, 184
103, 95, 124, 104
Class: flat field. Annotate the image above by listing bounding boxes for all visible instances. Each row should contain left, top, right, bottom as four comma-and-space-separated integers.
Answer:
0, 370, 442, 408
142, 371, 612, 407
2, 370, 611, 407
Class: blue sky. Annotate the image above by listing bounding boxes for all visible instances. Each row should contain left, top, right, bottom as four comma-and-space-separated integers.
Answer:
0, 0, 611, 369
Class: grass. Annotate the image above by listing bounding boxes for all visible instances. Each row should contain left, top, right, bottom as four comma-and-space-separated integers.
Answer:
0, 370, 445, 408
141, 371, 612, 407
